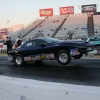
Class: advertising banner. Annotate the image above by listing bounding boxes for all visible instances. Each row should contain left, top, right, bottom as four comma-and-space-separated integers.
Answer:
59, 6, 74, 15
39, 8, 53, 17
0, 32, 6, 35
81, 4, 97, 13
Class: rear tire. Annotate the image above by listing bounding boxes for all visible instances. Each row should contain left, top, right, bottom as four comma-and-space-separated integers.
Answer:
14, 55, 26, 67
35, 60, 42, 63
57, 50, 71, 65
73, 54, 83, 59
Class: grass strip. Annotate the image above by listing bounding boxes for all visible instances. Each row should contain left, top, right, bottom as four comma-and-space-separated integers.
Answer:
0, 53, 7, 56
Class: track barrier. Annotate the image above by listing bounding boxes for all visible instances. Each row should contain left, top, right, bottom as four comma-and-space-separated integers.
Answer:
0, 76, 100, 100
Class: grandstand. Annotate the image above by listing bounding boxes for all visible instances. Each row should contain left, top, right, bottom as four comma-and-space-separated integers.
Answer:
8, 13, 100, 41
23, 18, 65, 40
54, 13, 88, 39
9, 19, 45, 40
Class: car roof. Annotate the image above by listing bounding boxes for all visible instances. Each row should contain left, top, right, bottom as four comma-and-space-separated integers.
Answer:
27, 38, 55, 42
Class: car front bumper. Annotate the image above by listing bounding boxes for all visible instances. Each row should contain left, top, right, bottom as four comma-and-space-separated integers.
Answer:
8, 55, 13, 62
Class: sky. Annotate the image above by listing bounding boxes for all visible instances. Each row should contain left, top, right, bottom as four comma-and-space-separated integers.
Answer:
0, 0, 100, 28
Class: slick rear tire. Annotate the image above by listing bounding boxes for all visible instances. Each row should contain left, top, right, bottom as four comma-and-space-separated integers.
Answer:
73, 54, 83, 59
14, 55, 26, 67
57, 50, 71, 65
35, 60, 42, 63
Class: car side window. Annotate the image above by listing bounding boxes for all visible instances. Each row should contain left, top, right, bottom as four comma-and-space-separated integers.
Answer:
22, 40, 47, 48
35, 39, 47, 46
24, 40, 36, 48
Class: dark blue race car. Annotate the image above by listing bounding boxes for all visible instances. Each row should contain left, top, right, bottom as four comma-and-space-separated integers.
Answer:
8, 38, 93, 67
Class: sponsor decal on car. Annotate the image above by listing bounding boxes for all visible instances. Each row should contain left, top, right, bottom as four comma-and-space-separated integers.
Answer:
8, 55, 13, 61
40, 54, 46, 60
45, 54, 50, 59
70, 49, 80, 56
97, 49, 100, 54
24, 56, 32, 61
15, 50, 18, 53
87, 47, 92, 51
49, 53, 55, 59
34, 55, 41, 61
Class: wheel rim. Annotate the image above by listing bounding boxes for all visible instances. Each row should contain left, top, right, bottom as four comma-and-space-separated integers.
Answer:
59, 53, 68, 63
16, 56, 22, 65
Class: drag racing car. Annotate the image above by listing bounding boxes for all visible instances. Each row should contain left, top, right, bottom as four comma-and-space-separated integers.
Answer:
8, 38, 93, 67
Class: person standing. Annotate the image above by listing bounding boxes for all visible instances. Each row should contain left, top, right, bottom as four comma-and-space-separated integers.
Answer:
15, 36, 22, 47
4, 37, 12, 54
46, 34, 50, 38
29, 37, 32, 41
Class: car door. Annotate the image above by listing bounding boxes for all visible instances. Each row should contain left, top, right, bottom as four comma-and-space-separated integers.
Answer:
24, 39, 56, 58
27, 39, 46, 55
18, 41, 34, 57
35, 39, 57, 54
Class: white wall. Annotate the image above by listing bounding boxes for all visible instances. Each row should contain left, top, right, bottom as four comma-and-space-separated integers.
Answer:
0, 76, 100, 100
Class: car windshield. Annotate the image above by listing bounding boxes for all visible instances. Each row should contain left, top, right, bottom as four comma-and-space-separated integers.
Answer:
43, 38, 62, 43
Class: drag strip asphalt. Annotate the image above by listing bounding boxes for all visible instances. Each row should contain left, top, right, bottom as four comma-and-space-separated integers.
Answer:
0, 56, 100, 87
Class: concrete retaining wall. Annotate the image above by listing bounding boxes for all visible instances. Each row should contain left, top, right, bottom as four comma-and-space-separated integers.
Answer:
0, 76, 100, 100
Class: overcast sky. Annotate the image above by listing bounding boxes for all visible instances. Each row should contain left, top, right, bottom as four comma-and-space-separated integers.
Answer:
0, 0, 99, 28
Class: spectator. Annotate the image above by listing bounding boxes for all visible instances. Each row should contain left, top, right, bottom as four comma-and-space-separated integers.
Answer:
42, 34, 44, 37
9, 37, 11, 41
4, 37, 12, 54
29, 37, 32, 41
64, 28, 66, 30
15, 36, 22, 47
46, 34, 50, 37
76, 28, 78, 30
20, 34, 22, 38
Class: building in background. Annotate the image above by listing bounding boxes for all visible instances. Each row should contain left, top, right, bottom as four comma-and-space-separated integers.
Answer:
0, 24, 24, 40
